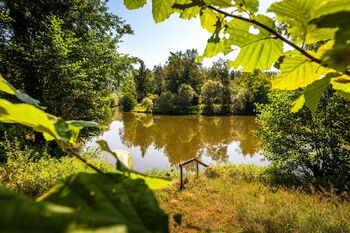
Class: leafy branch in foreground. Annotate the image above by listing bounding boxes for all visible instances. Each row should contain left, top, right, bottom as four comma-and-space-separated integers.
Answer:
0, 75, 170, 232
123, 0, 350, 114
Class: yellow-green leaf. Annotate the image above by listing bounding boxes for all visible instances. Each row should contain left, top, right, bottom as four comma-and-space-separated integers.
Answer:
123, 0, 147, 10
272, 51, 329, 90
331, 75, 350, 94
0, 99, 59, 140
204, 0, 233, 8
0, 74, 15, 95
291, 95, 306, 113
292, 76, 331, 114
200, 8, 219, 33
152, 0, 175, 23
226, 15, 283, 72
235, 0, 259, 13
268, 0, 335, 44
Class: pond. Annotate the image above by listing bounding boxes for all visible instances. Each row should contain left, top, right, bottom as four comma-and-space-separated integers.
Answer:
86, 112, 268, 172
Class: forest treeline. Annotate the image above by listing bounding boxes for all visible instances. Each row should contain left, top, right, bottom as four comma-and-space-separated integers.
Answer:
120, 49, 275, 115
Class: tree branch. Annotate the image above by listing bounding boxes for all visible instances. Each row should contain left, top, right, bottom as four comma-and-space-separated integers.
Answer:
207, 5, 322, 64
67, 148, 103, 173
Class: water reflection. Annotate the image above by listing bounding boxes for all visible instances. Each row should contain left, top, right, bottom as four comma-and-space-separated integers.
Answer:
87, 112, 267, 171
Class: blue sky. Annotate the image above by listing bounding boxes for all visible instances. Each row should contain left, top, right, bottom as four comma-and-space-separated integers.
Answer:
108, 1, 276, 68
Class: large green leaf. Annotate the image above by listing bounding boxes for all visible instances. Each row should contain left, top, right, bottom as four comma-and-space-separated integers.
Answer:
234, 0, 259, 13
312, 9, 350, 72
204, 0, 233, 8
0, 75, 41, 107
152, 0, 175, 23
1, 173, 168, 233
0, 74, 15, 95
0, 99, 59, 140
312, 0, 350, 19
291, 75, 331, 114
226, 15, 283, 72
200, 8, 220, 33
331, 75, 350, 95
272, 51, 329, 90
124, 0, 147, 10
268, 0, 336, 44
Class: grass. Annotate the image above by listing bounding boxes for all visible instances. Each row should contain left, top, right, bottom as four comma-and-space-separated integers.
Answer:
156, 164, 350, 233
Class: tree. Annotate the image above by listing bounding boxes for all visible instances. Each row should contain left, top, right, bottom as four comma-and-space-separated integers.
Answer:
0, 0, 132, 122
200, 80, 223, 113
142, 97, 153, 113
257, 90, 350, 189
134, 60, 152, 102
121, 78, 137, 112
155, 91, 174, 113
123, 0, 350, 114
152, 65, 166, 96
177, 84, 194, 107
208, 59, 231, 85
165, 49, 203, 94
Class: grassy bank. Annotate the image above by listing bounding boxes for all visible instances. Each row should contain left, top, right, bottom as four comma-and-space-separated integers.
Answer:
156, 164, 350, 233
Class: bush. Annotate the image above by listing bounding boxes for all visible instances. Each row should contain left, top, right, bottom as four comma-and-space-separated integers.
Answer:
200, 80, 223, 113
177, 84, 195, 107
121, 93, 137, 111
257, 90, 350, 191
0, 141, 113, 197
155, 91, 175, 113
141, 97, 153, 113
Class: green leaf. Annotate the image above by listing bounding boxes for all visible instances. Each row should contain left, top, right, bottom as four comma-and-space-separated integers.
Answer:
54, 119, 99, 143
291, 76, 331, 114
331, 75, 350, 94
271, 51, 329, 90
124, 0, 147, 10
66, 120, 100, 128
96, 140, 132, 173
312, 0, 350, 20
199, 41, 224, 61
0, 75, 42, 107
268, 0, 336, 44
234, 0, 259, 13
0, 99, 59, 140
204, 0, 233, 8
226, 15, 283, 72
0, 173, 168, 233
313, 11, 350, 72
152, 0, 175, 23
200, 8, 220, 33
0, 74, 15, 94
112, 149, 134, 169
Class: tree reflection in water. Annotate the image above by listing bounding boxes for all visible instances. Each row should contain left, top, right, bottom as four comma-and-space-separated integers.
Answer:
118, 113, 261, 166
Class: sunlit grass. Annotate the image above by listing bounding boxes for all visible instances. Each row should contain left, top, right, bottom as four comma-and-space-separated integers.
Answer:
157, 164, 350, 233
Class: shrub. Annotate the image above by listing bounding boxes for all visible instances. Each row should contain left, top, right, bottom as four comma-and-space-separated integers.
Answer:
200, 80, 223, 113
121, 93, 137, 112
0, 141, 113, 197
177, 84, 195, 107
141, 97, 153, 113
257, 90, 350, 191
155, 91, 174, 113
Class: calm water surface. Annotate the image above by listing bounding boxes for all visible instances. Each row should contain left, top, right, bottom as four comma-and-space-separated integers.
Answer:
86, 112, 268, 172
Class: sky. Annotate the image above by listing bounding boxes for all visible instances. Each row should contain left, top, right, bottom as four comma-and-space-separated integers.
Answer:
108, 0, 276, 68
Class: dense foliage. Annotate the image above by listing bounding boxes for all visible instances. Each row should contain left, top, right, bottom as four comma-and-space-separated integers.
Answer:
257, 90, 350, 190
0, 0, 133, 122
125, 49, 272, 115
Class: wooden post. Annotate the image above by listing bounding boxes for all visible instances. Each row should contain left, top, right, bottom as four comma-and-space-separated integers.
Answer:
196, 160, 199, 178
180, 165, 183, 190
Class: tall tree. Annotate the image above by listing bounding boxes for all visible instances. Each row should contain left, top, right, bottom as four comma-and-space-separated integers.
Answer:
0, 0, 132, 122
165, 49, 203, 94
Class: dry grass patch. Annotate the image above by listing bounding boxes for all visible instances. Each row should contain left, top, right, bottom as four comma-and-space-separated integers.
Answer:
156, 165, 350, 233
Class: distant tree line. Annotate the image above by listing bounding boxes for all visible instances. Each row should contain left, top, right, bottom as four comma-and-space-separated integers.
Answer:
120, 49, 275, 115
